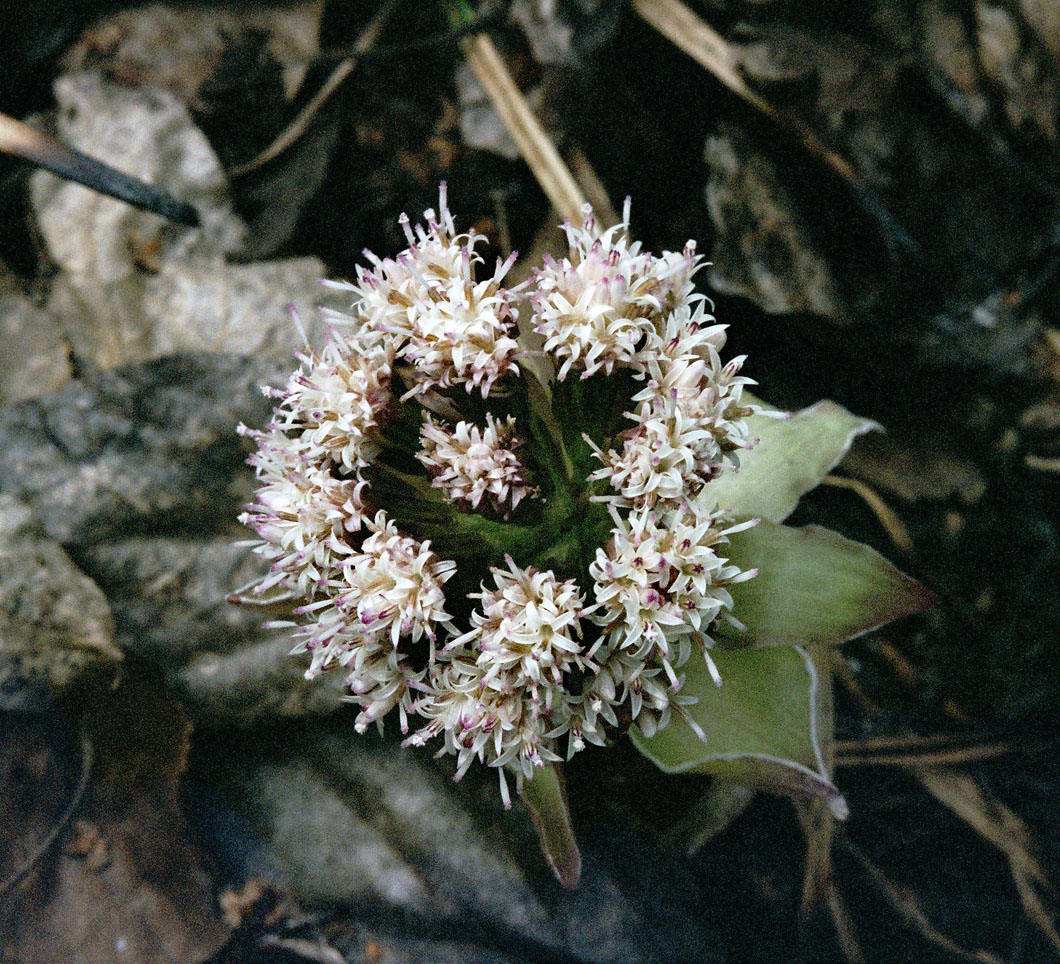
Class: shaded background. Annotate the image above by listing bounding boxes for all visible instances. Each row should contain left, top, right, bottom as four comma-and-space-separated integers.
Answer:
2, 2, 1060, 962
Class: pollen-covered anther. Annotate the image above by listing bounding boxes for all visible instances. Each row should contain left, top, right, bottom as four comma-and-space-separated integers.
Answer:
417, 413, 537, 515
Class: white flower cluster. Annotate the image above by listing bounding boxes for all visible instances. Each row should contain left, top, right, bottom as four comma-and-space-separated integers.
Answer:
238, 189, 761, 805
408, 558, 590, 804
531, 199, 700, 380
290, 512, 457, 733
326, 183, 520, 399
418, 413, 536, 515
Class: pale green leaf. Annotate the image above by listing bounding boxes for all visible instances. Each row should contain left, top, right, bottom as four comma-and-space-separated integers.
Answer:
704, 394, 877, 522
632, 646, 846, 814
718, 520, 936, 647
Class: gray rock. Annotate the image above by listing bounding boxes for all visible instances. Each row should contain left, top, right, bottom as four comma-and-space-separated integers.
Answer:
76, 535, 271, 665
510, 0, 617, 64
0, 493, 120, 710
59, 4, 323, 105
308, 733, 553, 940
456, 61, 547, 163
196, 724, 728, 963
32, 71, 244, 271
29, 71, 341, 371
0, 351, 349, 719
705, 129, 844, 319
0, 353, 284, 545
244, 759, 431, 911
175, 637, 345, 722
705, 16, 1058, 369
0, 294, 73, 406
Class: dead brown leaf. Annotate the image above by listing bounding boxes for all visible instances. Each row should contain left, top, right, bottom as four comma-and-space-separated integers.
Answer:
1, 685, 229, 964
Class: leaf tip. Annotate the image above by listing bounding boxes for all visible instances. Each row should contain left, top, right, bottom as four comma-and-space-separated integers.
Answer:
891, 569, 939, 622
828, 792, 850, 821
519, 764, 582, 889
550, 846, 583, 890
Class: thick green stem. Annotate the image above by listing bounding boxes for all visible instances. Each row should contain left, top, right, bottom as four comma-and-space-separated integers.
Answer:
518, 763, 581, 889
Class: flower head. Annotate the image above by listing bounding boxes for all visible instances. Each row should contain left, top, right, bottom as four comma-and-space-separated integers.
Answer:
531, 200, 705, 380
417, 413, 537, 515
237, 188, 758, 804
328, 183, 520, 399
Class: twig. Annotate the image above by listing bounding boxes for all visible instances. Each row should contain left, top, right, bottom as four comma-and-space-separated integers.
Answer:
821, 475, 913, 552
630, 0, 855, 180
0, 113, 199, 227
1025, 454, 1060, 473
566, 146, 620, 228
463, 33, 588, 225
314, 1, 506, 64
228, 0, 400, 178
832, 653, 877, 714
0, 730, 93, 900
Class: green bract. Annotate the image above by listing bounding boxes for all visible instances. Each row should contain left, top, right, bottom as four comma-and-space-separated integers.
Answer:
633, 397, 934, 814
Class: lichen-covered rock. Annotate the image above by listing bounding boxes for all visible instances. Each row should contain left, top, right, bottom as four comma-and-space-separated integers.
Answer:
29, 71, 341, 369
174, 636, 346, 721
0, 353, 283, 545
0, 352, 350, 719
77, 536, 270, 665
0, 493, 120, 710
240, 758, 432, 911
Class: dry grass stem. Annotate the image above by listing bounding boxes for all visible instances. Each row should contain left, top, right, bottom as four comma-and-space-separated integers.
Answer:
1024, 453, 1060, 473
631, 0, 858, 183
228, 0, 399, 177
463, 33, 587, 224
842, 838, 1006, 964
821, 475, 913, 552
836, 734, 1015, 768
916, 769, 1060, 957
